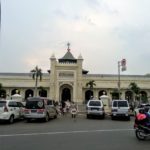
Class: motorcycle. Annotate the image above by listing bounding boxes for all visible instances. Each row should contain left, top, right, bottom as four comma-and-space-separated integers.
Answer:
134, 123, 150, 140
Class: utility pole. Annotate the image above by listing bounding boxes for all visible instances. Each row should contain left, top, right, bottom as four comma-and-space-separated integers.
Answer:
118, 61, 121, 100
118, 59, 127, 100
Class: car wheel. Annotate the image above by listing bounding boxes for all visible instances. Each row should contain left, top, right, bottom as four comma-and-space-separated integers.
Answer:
127, 116, 130, 121
53, 112, 57, 119
26, 119, 31, 123
101, 114, 105, 119
45, 113, 49, 122
9, 115, 14, 124
86, 114, 90, 119
111, 116, 115, 120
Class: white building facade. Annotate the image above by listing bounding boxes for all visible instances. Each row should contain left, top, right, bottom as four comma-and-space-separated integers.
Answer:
0, 48, 150, 105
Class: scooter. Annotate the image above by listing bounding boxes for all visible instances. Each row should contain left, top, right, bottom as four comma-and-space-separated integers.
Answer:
134, 123, 150, 140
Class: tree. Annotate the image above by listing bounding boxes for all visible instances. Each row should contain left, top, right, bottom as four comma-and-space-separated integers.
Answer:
86, 80, 96, 99
0, 83, 2, 98
129, 82, 140, 102
0, 83, 2, 90
30, 66, 42, 97
86, 80, 96, 89
0, 83, 6, 99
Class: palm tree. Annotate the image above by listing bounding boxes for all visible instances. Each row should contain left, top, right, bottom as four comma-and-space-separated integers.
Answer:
0, 83, 6, 99
86, 80, 96, 89
0, 83, 2, 90
30, 66, 42, 97
129, 82, 140, 102
86, 80, 96, 99
0, 83, 2, 98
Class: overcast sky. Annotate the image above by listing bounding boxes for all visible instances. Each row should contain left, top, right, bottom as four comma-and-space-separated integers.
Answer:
1, 0, 150, 75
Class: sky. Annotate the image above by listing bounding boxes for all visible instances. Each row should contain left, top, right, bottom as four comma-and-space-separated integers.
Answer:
1, 0, 150, 75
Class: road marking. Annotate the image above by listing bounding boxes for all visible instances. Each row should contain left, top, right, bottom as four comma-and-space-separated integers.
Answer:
0, 129, 134, 137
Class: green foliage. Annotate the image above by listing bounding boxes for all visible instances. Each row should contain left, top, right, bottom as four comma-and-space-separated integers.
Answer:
0, 83, 2, 89
30, 66, 43, 96
86, 80, 96, 89
30, 66, 42, 81
129, 82, 140, 101
0, 83, 6, 98
129, 82, 140, 95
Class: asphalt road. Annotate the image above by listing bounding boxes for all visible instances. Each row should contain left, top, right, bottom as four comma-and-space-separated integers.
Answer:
0, 114, 150, 150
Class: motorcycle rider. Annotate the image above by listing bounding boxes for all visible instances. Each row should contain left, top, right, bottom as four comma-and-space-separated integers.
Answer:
134, 107, 150, 140
135, 108, 150, 129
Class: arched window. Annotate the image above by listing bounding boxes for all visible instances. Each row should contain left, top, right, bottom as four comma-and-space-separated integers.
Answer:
140, 91, 147, 103
125, 91, 133, 103
25, 89, 34, 99
39, 89, 47, 97
99, 90, 107, 99
85, 90, 93, 103
11, 89, 20, 95
0, 89, 6, 99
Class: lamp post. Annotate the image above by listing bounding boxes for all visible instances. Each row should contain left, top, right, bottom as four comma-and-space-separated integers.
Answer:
118, 59, 127, 100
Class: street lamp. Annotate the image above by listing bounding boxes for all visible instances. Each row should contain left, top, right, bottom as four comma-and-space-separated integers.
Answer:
118, 59, 127, 100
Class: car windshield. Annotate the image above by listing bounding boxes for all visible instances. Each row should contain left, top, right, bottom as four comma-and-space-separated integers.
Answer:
113, 101, 128, 107
118, 101, 128, 107
89, 101, 101, 106
137, 104, 150, 109
26, 100, 45, 109
0, 101, 6, 107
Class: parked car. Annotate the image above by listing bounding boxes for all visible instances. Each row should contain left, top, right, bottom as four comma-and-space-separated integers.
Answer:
24, 97, 58, 122
0, 100, 25, 123
111, 100, 130, 120
134, 103, 150, 116
86, 99, 105, 119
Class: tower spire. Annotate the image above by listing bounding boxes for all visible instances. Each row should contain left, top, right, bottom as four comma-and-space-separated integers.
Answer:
67, 42, 70, 52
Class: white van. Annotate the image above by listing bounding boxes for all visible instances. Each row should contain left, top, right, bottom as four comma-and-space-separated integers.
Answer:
111, 100, 130, 120
0, 100, 25, 123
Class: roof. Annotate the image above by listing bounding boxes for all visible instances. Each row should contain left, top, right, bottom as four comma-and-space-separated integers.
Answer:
59, 50, 77, 63
0, 73, 49, 77
82, 69, 89, 74
83, 74, 150, 78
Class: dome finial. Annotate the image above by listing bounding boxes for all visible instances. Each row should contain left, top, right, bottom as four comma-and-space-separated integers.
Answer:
67, 42, 71, 52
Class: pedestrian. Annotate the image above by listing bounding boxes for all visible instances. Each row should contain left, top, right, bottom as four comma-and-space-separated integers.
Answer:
70, 102, 78, 118
65, 100, 71, 113
130, 103, 134, 112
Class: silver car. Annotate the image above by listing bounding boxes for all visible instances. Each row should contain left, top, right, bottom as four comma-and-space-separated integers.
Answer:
24, 97, 57, 122
86, 100, 105, 119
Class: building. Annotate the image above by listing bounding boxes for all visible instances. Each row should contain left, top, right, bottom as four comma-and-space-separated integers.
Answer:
0, 46, 150, 105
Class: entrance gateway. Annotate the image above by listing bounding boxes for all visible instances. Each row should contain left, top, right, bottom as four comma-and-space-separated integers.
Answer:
49, 44, 83, 103
60, 84, 73, 106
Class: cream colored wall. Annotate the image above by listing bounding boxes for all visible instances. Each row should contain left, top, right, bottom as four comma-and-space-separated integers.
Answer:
1, 62, 150, 103
1, 74, 150, 102
0, 74, 50, 99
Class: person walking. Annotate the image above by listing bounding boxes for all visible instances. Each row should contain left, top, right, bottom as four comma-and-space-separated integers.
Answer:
70, 101, 78, 119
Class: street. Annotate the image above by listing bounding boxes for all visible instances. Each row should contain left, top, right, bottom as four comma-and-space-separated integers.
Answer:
0, 114, 150, 150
